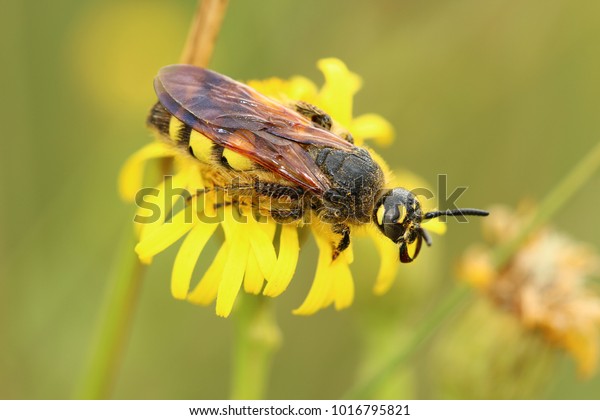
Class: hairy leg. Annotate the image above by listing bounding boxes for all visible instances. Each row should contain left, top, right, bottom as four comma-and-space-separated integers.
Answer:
331, 223, 351, 261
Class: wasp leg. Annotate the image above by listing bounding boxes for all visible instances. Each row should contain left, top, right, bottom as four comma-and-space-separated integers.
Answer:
295, 101, 332, 131
331, 223, 351, 261
160, 187, 209, 221
253, 181, 306, 223
294, 101, 354, 144
211, 181, 306, 223
213, 201, 233, 210
268, 206, 305, 223
342, 132, 354, 144
253, 180, 305, 200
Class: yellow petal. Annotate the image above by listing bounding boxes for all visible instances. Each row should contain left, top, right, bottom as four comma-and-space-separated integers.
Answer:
187, 241, 229, 305
321, 281, 336, 310
321, 248, 355, 311
133, 187, 161, 257
293, 230, 334, 315
170, 220, 218, 299
371, 227, 399, 295
285, 76, 319, 102
243, 253, 264, 295
182, 160, 205, 191
263, 224, 300, 297
423, 218, 447, 235
563, 329, 598, 377
317, 58, 362, 126
350, 113, 395, 147
244, 219, 277, 294
247, 217, 278, 281
332, 257, 354, 310
393, 169, 432, 192
118, 142, 175, 201
343, 241, 354, 265
456, 247, 494, 290
216, 220, 251, 317
201, 190, 218, 219
134, 182, 165, 264
367, 147, 393, 184
134, 204, 198, 261
247, 77, 288, 99
137, 171, 191, 242
248, 76, 318, 103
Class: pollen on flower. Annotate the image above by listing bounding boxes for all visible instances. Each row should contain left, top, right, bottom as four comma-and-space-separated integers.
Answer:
118, 58, 437, 317
457, 205, 600, 376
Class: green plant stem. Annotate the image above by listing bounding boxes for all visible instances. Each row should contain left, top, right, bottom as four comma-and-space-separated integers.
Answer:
346, 141, 600, 399
75, 0, 230, 400
76, 230, 145, 399
180, 0, 229, 67
344, 285, 471, 399
230, 295, 281, 399
493, 141, 600, 267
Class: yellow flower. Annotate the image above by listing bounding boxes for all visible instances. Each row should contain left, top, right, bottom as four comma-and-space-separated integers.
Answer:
119, 58, 444, 317
458, 205, 600, 376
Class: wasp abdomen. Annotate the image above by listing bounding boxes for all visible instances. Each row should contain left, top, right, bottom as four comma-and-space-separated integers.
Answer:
148, 102, 256, 172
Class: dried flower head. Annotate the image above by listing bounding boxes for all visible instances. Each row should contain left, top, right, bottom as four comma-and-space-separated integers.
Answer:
458, 205, 600, 376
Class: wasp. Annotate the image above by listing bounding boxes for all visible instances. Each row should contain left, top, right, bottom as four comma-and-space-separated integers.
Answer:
148, 64, 488, 263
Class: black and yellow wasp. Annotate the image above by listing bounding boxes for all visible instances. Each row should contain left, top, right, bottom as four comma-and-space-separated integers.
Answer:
148, 64, 488, 262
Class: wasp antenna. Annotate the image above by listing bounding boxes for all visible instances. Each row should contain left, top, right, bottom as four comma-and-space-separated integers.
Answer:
418, 227, 433, 247
423, 208, 489, 220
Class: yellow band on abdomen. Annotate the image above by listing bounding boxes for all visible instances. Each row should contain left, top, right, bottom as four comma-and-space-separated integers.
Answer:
168, 116, 185, 142
222, 148, 255, 171
189, 129, 213, 162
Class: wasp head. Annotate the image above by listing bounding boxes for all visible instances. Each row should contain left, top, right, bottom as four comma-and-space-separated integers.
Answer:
374, 188, 426, 263
374, 188, 489, 263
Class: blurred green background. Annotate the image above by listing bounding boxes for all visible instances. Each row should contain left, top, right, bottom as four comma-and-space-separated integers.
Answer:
2, 0, 600, 399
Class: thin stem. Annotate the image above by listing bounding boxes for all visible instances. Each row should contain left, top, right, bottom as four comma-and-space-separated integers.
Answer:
344, 285, 471, 399
180, 0, 229, 67
76, 0, 231, 399
181, 0, 282, 398
76, 231, 145, 399
230, 295, 281, 399
493, 141, 600, 267
346, 141, 600, 399
182, 0, 284, 396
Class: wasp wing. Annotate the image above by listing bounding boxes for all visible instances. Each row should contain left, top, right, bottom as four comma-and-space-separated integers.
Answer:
155, 64, 356, 192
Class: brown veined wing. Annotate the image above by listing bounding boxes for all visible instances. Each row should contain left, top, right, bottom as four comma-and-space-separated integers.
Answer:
154, 64, 356, 192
